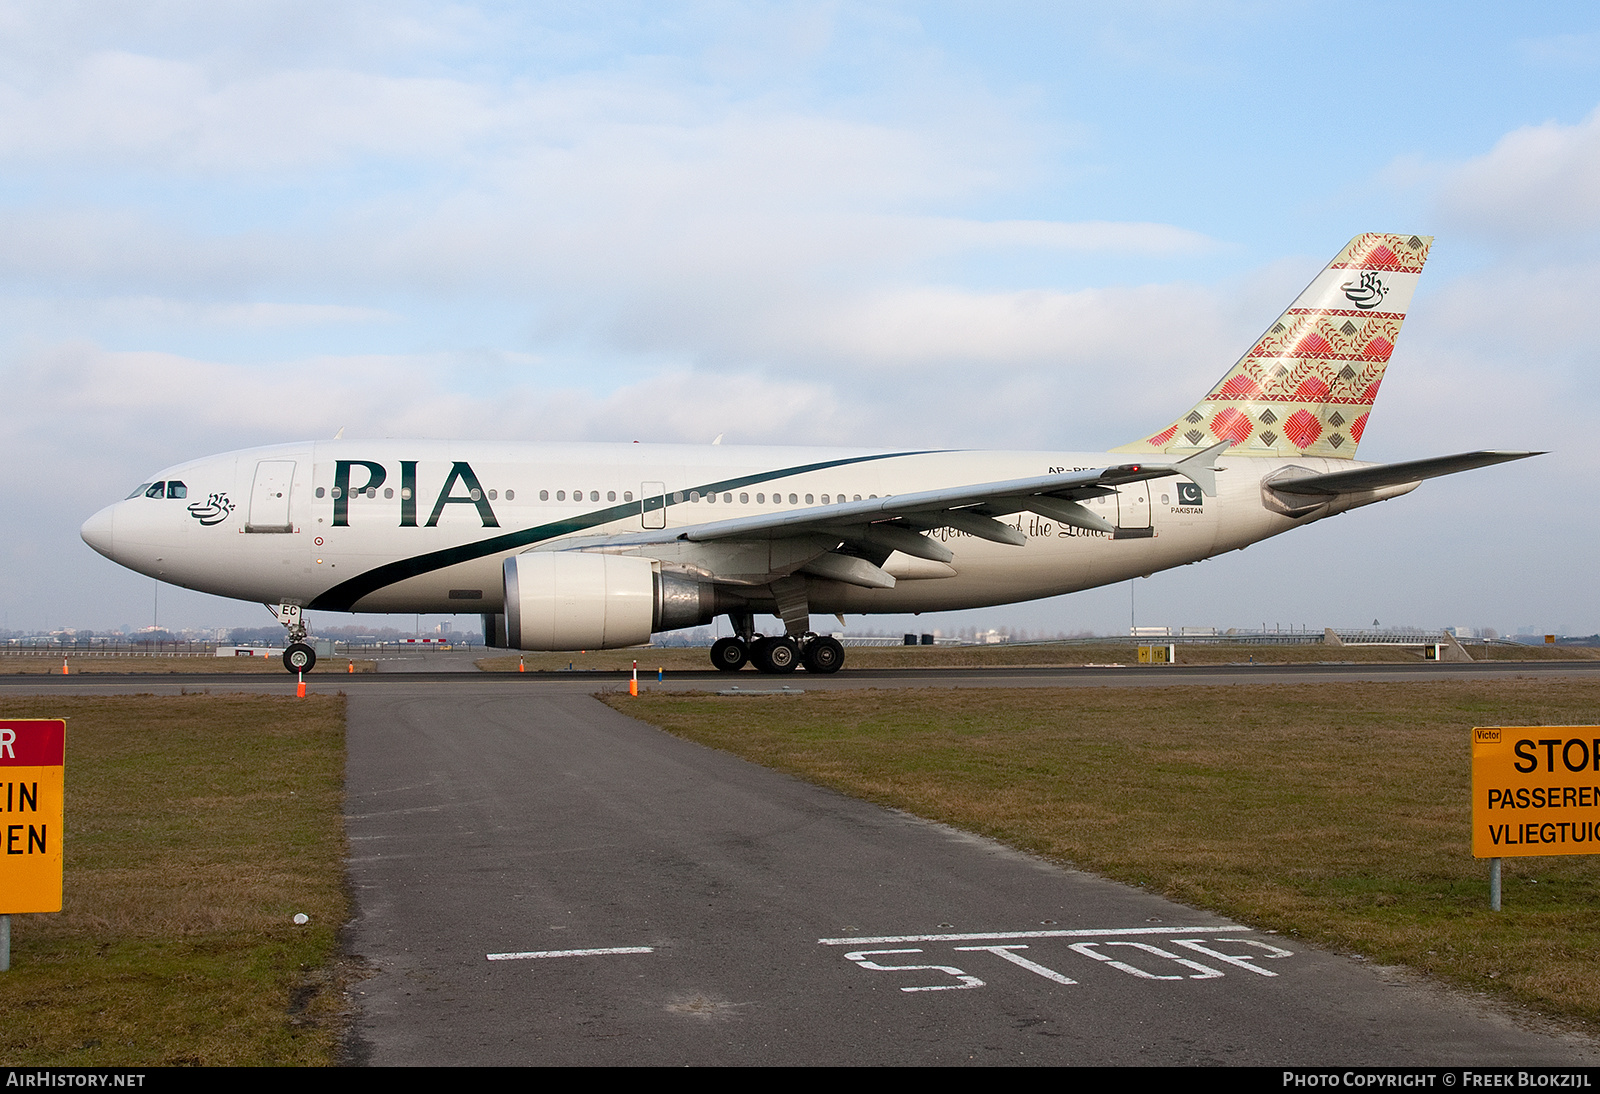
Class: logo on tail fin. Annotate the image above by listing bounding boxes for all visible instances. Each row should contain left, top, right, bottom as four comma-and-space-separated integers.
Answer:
1341, 271, 1389, 310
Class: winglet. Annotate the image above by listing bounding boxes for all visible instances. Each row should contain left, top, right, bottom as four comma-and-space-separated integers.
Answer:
1173, 439, 1232, 496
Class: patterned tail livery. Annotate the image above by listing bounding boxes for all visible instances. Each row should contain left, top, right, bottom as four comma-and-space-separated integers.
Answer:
1115, 233, 1432, 459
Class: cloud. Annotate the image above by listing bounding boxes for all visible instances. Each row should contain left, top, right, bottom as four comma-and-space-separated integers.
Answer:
1434, 106, 1600, 240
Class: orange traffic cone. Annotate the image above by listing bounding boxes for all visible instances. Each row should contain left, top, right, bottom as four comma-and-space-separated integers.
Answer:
518, 657, 525, 672
61, 658, 69, 675
629, 660, 638, 696
347, 660, 354, 674
296, 671, 306, 698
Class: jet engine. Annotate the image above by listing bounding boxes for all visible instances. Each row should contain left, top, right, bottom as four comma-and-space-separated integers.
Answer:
502, 552, 719, 650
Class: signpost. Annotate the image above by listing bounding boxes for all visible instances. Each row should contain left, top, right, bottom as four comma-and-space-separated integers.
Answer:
1, 719, 66, 970
1471, 725, 1600, 910
1137, 644, 1175, 664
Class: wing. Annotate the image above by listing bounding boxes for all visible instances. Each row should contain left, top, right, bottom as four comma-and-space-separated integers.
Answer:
541, 443, 1231, 590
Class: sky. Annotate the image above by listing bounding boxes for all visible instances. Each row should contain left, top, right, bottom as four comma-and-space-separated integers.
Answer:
2, 1, 1597, 639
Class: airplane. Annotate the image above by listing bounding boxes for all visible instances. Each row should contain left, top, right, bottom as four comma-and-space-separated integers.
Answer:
79, 233, 1536, 675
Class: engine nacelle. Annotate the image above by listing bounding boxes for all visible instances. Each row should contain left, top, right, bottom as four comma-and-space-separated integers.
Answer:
502, 552, 719, 651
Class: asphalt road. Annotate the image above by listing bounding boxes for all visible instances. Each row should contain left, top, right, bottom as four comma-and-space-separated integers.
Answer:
4, 657, 1599, 695
334, 678, 1598, 1066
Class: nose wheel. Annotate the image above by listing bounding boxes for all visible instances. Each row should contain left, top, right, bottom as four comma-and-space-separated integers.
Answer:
283, 642, 316, 674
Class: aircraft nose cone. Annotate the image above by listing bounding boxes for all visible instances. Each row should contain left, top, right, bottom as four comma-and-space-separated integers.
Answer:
80, 504, 117, 559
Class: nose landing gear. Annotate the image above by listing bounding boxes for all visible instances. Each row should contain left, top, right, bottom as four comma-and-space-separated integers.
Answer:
269, 603, 317, 674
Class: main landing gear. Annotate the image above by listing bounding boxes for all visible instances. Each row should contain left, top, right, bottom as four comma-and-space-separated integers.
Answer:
270, 603, 317, 674
709, 633, 845, 675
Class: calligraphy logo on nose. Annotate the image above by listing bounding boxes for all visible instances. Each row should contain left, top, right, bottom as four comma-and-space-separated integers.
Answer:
187, 492, 235, 526
1177, 482, 1203, 507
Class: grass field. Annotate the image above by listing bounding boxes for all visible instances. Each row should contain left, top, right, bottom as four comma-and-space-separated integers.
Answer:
607, 678, 1600, 1029
0, 694, 348, 1066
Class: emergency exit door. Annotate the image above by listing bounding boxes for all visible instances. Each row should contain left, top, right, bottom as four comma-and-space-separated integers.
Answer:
246, 460, 296, 533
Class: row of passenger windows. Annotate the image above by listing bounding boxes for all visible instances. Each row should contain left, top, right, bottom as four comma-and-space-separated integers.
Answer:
531, 490, 870, 505
539, 490, 630, 502
128, 481, 187, 499
312, 487, 515, 501
302, 485, 878, 506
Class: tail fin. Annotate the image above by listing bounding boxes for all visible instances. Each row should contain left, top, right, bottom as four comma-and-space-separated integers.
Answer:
1114, 233, 1432, 459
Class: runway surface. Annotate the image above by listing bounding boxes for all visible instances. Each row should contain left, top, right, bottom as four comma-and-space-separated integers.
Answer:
6, 663, 1598, 1064
334, 680, 1595, 1066
4, 656, 1599, 695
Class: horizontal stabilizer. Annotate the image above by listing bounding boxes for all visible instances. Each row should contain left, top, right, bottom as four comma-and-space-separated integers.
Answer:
1267, 450, 1542, 496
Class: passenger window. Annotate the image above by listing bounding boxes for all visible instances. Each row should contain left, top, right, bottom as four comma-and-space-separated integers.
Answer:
756, 493, 765, 504
607, 491, 616, 502
316, 487, 326, 498
805, 494, 814, 504
623, 491, 632, 502
673, 491, 684, 503
505, 490, 515, 500
739, 493, 748, 504
540, 490, 549, 501
821, 494, 829, 504
385, 488, 394, 499
556, 490, 566, 501
590, 491, 599, 502
487, 489, 497, 500
689, 491, 701, 502
788, 493, 797, 504
166, 481, 187, 499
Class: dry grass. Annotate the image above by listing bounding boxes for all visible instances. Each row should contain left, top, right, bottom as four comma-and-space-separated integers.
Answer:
481, 641, 1597, 673
609, 679, 1600, 1028
0, 656, 376, 675
0, 694, 348, 1066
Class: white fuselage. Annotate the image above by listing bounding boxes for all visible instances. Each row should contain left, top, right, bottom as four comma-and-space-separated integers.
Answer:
79, 439, 1412, 626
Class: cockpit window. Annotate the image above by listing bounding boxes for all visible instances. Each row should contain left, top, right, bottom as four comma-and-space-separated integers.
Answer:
128, 483, 155, 499
166, 481, 187, 499
145, 482, 166, 498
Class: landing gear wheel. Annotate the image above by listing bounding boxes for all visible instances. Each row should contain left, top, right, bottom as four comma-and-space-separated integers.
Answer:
801, 636, 844, 674
753, 635, 799, 674
283, 642, 316, 674
710, 637, 749, 672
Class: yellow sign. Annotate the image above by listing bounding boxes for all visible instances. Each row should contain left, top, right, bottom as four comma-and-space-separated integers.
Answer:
1, 719, 65, 913
1472, 725, 1600, 858
1137, 644, 1174, 664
